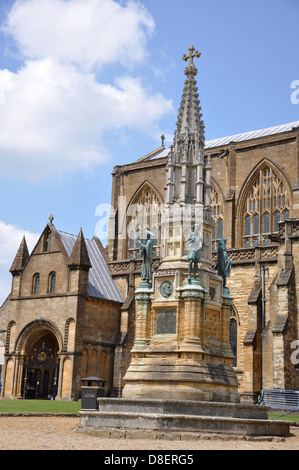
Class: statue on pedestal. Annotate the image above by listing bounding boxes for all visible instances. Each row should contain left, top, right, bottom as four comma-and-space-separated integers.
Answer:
186, 223, 205, 282
217, 237, 231, 289
137, 230, 153, 284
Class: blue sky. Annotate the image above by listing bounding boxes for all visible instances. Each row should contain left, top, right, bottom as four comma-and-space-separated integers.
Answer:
0, 0, 298, 304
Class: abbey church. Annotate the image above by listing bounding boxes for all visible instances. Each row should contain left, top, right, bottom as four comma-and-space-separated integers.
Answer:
1, 47, 299, 403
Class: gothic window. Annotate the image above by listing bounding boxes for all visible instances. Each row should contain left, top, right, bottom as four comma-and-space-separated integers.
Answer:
243, 166, 290, 246
211, 187, 223, 250
33, 274, 40, 294
49, 272, 56, 293
127, 186, 162, 259
263, 212, 270, 234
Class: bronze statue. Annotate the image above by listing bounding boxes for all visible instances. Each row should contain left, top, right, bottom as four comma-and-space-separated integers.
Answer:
186, 223, 204, 281
137, 230, 153, 283
217, 237, 231, 288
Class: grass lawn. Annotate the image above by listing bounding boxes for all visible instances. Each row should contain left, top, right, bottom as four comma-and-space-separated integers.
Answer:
0, 399, 298, 423
268, 412, 299, 423
0, 399, 81, 414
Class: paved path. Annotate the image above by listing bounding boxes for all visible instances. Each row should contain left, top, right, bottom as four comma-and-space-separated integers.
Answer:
0, 416, 298, 450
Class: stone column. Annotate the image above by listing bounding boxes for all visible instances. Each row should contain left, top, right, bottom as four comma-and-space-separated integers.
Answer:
180, 281, 205, 351
221, 290, 234, 354
196, 160, 204, 204
204, 154, 212, 208
131, 285, 152, 353
15, 354, 23, 398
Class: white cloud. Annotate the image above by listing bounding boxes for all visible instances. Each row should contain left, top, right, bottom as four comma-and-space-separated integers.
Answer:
0, 221, 39, 305
3, 0, 155, 71
0, 58, 173, 180
0, 0, 174, 180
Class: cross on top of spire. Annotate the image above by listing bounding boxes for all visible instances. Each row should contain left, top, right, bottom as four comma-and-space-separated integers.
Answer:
182, 45, 201, 76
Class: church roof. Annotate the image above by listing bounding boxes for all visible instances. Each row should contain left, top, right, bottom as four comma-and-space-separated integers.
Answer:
144, 121, 299, 161
57, 230, 123, 303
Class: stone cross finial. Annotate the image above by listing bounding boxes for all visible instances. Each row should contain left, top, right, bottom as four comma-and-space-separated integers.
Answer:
182, 46, 201, 76
182, 45, 201, 66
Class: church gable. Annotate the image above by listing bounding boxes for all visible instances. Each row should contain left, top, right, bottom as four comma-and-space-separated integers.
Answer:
17, 222, 71, 298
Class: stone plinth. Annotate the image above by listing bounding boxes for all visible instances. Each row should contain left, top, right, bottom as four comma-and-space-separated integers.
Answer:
79, 398, 292, 439
122, 272, 240, 403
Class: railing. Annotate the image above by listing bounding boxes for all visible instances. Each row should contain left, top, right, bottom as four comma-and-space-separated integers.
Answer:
259, 389, 299, 411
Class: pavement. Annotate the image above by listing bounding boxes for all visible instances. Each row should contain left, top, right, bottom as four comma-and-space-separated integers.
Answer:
0, 415, 298, 451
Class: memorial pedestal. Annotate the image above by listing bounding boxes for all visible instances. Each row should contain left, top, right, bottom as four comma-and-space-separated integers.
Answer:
122, 269, 240, 403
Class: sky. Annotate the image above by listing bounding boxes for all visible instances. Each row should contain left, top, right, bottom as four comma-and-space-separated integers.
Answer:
0, 0, 298, 304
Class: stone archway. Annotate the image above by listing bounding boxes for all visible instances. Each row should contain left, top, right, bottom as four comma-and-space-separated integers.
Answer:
14, 320, 62, 399
22, 331, 59, 399
22, 330, 59, 399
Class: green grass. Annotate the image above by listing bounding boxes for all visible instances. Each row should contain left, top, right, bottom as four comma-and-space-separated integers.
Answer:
0, 399, 81, 415
268, 412, 299, 423
0, 400, 298, 422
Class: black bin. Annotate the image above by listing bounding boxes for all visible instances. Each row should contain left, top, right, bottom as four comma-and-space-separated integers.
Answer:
80, 377, 106, 410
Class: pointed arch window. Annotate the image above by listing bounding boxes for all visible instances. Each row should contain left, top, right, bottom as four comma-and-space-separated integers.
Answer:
243, 166, 290, 246
49, 272, 56, 293
127, 186, 162, 259
33, 274, 40, 294
211, 187, 223, 250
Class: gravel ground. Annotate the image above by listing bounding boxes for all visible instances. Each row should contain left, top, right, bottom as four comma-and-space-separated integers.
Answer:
0, 416, 298, 451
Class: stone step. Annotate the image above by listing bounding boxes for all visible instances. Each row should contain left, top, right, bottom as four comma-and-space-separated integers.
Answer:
79, 398, 292, 438
80, 409, 292, 437
97, 397, 269, 420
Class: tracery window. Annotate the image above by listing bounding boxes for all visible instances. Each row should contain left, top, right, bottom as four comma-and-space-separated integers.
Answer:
243, 166, 290, 246
211, 187, 223, 250
127, 186, 162, 259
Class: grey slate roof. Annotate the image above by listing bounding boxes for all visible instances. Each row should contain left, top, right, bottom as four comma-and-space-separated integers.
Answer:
204, 120, 299, 149
57, 230, 123, 303
145, 121, 299, 161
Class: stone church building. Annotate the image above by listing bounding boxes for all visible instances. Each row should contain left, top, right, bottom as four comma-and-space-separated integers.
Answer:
0, 222, 123, 400
108, 119, 299, 403
1, 47, 299, 403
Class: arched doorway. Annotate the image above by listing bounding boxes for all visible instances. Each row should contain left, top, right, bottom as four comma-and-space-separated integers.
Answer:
22, 330, 59, 399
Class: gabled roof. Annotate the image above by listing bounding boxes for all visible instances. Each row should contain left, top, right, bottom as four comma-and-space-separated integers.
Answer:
57, 230, 123, 303
143, 121, 299, 162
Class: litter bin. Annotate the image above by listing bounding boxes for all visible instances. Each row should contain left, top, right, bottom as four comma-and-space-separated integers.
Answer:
80, 377, 106, 410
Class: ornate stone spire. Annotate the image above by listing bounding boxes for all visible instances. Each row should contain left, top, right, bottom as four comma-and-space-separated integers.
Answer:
10, 236, 29, 273
165, 45, 205, 207
161, 47, 213, 265
176, 45, 205, 142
